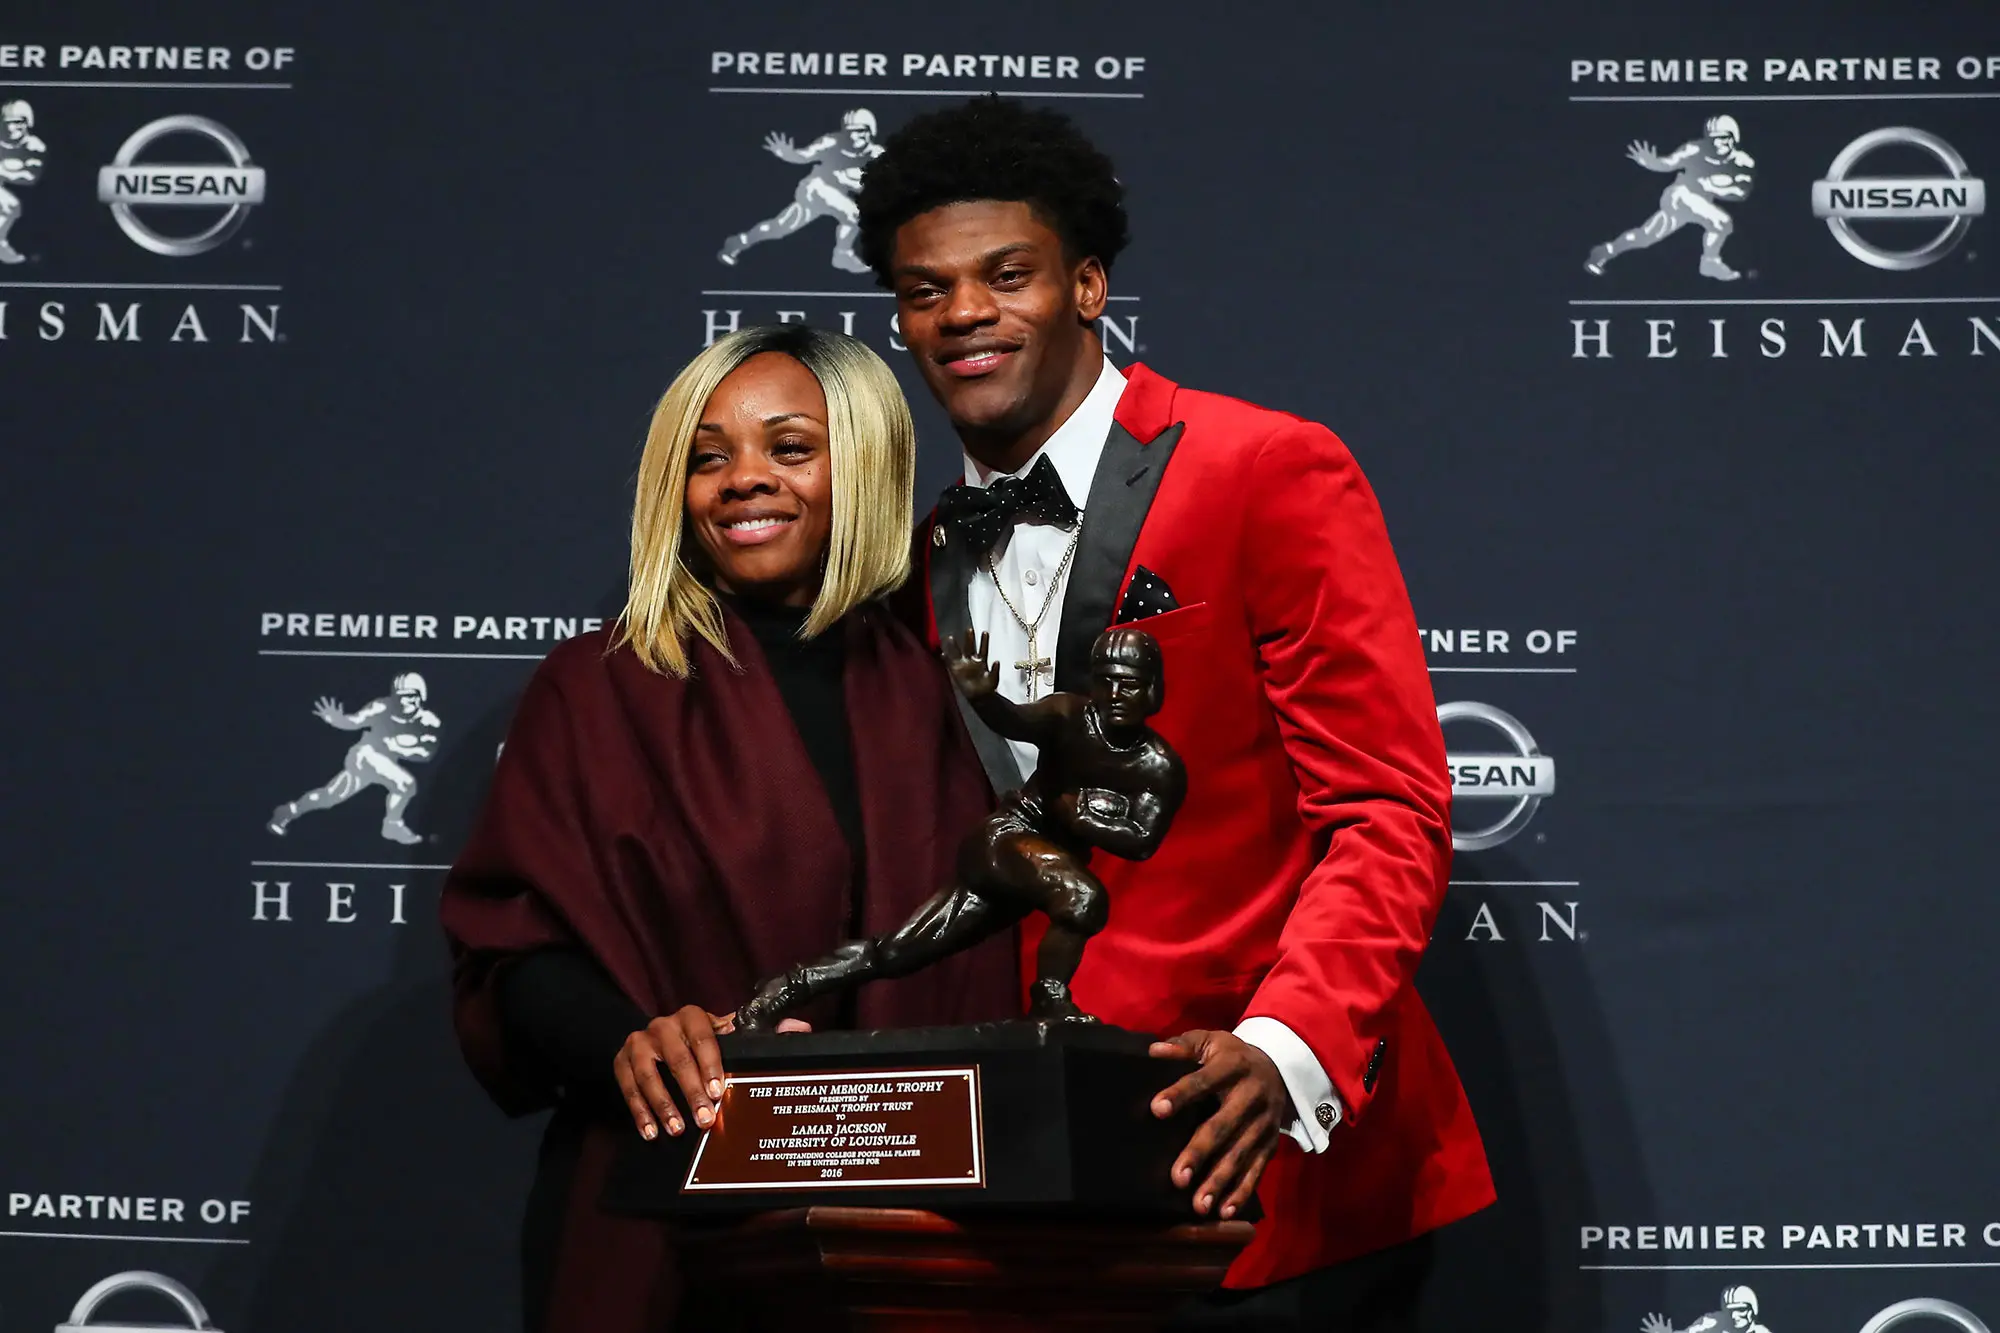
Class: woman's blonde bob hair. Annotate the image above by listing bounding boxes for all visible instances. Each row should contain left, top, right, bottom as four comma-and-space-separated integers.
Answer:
612, 324, 916, 676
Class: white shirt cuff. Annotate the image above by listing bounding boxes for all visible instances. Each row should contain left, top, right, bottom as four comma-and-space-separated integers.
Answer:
1234, 1016, 1341, 1153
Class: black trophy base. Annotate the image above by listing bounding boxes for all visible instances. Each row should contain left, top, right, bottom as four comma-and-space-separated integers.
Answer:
602, 1020, 1217, 1219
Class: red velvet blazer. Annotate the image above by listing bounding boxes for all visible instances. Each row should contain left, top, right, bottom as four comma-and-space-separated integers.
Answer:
915, 364, 1495, 1287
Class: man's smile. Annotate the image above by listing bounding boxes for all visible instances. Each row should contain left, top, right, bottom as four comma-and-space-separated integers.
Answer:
938, 339, 1023, 379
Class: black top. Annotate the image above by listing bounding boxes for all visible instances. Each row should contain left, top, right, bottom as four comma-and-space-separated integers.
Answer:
497, 594, 862, 1105
725, 592, 865, 874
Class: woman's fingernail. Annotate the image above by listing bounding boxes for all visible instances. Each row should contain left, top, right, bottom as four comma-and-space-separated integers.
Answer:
1198, 1194, 1214, 1213
1152, 1098, 1172, 1117
667, 1118, 683, 1136
696, 1107, 712, 1127
642, 1123, 657, 1141
709, 1079, 723, 1099
1221, 1203, 1237, 1219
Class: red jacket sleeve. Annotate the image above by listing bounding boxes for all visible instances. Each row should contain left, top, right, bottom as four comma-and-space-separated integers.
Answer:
1235, 420, 1452, 1124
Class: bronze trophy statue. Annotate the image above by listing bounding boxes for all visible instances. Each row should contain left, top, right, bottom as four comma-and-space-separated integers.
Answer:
609, 621, 1220, 1241
736, 624, 1186, 1030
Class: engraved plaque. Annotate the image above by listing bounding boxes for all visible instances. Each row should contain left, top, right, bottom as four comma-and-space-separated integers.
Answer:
683, 1066, 984, 1192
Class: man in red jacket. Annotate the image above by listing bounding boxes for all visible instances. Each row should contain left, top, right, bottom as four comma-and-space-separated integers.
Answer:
857, 97, 1494, 1330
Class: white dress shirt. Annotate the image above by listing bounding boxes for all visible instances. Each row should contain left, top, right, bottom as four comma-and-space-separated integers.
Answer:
960, 357, 1342, 1152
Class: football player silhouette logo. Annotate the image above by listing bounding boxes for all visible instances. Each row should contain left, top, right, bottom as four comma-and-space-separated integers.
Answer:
268, 673, 441, 845
1587, 115, 1756, 281
718, 109, 883, 274
0, 100, 48, 264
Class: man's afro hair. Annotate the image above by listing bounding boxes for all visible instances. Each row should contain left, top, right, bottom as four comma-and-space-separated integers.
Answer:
855, 96, 1130, 284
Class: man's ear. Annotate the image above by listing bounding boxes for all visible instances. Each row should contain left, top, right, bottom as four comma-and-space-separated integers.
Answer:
1074, 255, 1109, 323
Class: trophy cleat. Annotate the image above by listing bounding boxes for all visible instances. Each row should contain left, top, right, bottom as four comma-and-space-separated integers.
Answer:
380, 819, 424, 846
734, 972, 804, 1032
1028, 979, 1097, 1025
1699, 256, 1741, 281
267, 802, 296, 835
1584, 244, 1612, 275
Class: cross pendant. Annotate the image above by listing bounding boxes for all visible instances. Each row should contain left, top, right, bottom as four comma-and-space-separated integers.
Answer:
1014, 631, 1055, 701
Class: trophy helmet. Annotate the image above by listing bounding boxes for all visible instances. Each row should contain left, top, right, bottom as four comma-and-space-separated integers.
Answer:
1705, 114, 1741, 142
1722, 1286, 1758, 1317
1090, 626, 1163, 678
392, 671, 429, 701
842, 108, 878, 135
0, 100, 31, 128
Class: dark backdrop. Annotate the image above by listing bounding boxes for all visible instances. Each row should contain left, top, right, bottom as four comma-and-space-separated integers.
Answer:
3, 2, 1995, 1330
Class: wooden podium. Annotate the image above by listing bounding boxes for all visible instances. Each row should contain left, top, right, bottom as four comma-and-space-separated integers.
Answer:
679, 1206, 1254, 1331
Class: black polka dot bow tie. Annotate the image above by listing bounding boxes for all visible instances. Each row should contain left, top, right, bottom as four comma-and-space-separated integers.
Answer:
935, 454, 1080, 554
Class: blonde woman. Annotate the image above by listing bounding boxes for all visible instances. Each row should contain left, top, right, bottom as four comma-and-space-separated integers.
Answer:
441, 326, 1016, 1333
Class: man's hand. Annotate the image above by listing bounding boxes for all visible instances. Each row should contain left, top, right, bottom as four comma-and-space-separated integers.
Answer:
1640, 1315, 1676, 1333
942, 628, 1001, 702
614, 1006, 809, 1140
1149, 1030, 1289, 1218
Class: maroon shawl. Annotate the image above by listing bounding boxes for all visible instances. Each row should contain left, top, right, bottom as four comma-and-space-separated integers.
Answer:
440, 602, 1016, 1331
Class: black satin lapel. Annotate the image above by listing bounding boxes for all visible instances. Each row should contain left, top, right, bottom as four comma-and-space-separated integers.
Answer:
1055, 421, 1185, 692
956, 690, 1024, 796
928, 520, 1024, 795
929, 521, 973, 649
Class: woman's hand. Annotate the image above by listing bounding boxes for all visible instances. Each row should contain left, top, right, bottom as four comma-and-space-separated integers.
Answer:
614, 1006, 810, 1139
616, 1006, 726, 1140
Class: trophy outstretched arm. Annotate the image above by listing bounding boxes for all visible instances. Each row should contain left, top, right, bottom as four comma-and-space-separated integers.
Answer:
944, 627, 1066, 742
968, 689, 1067, 743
